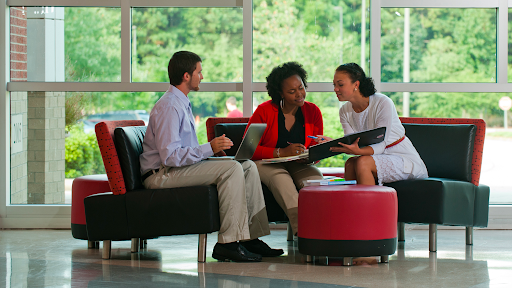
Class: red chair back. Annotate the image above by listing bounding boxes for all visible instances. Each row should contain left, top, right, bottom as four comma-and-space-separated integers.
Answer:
95, 120, 145, 195
400, 117, 485, 186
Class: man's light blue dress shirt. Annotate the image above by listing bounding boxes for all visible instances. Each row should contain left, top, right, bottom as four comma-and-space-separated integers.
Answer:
139, 85, 213, 173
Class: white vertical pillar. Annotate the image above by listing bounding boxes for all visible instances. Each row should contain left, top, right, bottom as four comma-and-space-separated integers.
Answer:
26, 7, 65, 203
55, 8, 64, 82
27, 7, 64, 82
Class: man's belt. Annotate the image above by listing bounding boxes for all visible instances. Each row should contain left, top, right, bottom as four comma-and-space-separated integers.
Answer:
141, 168, 160, 183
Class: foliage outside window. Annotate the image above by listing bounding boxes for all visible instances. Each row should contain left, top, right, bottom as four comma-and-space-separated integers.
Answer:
61, 4, 510, 177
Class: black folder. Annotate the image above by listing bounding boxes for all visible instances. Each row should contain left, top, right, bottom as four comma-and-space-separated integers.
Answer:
308, 127, 386, 162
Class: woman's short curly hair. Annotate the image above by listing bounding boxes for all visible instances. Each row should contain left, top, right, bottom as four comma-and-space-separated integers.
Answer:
266, 62, 308, 105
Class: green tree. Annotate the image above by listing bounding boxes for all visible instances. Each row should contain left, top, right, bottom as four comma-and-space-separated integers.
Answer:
65, 8, 121, 82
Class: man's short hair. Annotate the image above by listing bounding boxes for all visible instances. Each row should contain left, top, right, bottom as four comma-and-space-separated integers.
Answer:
168, 51, 202, 86
226, 96, 237, 106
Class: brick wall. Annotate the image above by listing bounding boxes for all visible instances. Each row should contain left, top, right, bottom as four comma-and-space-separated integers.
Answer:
10, 7, 28, 204
10, 7, 27, 82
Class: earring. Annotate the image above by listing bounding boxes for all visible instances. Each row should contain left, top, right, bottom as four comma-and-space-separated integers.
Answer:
280, 99, 284, 109
355, 88, 358, 91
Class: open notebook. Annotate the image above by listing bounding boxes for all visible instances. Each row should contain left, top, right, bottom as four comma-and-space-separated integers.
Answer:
262, 127, 386, 164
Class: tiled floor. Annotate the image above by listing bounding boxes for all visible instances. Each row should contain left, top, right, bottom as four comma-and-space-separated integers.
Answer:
1, 228, 511, 287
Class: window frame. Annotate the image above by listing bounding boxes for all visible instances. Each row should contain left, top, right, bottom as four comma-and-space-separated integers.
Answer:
1, 0, 510, 229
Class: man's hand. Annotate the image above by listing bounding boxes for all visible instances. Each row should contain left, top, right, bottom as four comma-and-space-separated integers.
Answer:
210, 134, 233, 154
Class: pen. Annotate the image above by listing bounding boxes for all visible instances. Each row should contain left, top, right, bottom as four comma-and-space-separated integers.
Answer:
308, 136, 324, 140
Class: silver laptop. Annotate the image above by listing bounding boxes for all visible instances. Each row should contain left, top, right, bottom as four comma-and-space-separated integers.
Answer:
208, 123, 267, 161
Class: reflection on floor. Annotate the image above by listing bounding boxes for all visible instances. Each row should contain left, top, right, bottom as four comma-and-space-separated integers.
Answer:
1, 229, 511, 287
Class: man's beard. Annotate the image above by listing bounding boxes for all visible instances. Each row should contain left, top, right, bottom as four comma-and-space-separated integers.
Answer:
188, 79, 200, 91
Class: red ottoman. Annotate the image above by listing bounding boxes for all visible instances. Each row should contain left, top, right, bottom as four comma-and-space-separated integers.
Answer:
298, 185, 397, 265
71, 174, 111, 246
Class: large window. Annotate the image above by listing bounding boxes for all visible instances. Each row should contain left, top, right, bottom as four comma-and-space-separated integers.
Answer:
10, 7, 122, 83
131, 7, 243, 83
381, 8, 497, 83
252, 0, 370, 82
2, 1, 511, 228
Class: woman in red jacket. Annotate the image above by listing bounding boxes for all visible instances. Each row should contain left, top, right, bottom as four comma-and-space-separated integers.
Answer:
246, 62, 324, 235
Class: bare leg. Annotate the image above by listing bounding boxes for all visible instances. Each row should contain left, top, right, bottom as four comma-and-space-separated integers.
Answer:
344, 156, 358, 181
355, 156, 377, 185
352, 257, 378, 265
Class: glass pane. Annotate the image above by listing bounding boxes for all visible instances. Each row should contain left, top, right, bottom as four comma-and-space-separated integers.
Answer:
253, 91, 350, 167
10, 90, 237, 205
9, 7, 121, 82
253, 0, 370, 82
381, 8, 496, 83
132, 8, 243, 82
389, 91, 511, 204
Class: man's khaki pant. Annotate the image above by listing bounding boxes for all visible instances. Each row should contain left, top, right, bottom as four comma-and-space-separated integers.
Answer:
144, 160, 270, 243
255, 161, 323, 235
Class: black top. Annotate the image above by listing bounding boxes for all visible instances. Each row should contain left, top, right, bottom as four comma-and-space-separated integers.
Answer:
276, 107, 305, 148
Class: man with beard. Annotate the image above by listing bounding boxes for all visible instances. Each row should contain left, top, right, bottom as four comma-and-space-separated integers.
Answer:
139, 51, 283, 262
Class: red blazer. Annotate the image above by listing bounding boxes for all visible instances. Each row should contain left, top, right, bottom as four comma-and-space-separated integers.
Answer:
246, 100, 323, 160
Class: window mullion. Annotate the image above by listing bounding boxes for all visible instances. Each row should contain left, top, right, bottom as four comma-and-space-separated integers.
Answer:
498, 0, 508, 83
121, 0, 131, 83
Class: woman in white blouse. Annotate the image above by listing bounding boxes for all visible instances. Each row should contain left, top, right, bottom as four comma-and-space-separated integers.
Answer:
316, 63, 428, 185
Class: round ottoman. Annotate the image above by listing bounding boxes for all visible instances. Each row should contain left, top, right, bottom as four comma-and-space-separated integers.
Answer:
71, 174, 111, 247
298, 185, 397, 265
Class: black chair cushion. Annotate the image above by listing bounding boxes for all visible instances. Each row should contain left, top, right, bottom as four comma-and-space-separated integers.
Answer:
214, 123, 247, 156
403, 124, 476, 182
385, 178, 477, 226
125, 186, 220, 239
114, 126, 147, 191
84, 192, 130, 241
473, 184, 490, 227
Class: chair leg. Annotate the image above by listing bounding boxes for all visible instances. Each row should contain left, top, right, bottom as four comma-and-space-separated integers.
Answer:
466, 226, 473, 245
306, 255, 313, 263
397, 222, 405, 242
131, 238, 139, 253
88, 240, 97, 249
381, 255, 389, 263
139, 239, 144, 250
342, 257, 352, 266
287, 222, 294, 241
102, 240, 111, 259
429, 224, 437, 252
198, 234, 207, 263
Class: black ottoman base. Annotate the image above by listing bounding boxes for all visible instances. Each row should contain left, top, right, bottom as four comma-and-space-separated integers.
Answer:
298, 237, 397, 257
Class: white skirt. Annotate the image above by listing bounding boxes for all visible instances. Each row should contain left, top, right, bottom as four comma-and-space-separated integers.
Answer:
371, 154, 411, 185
